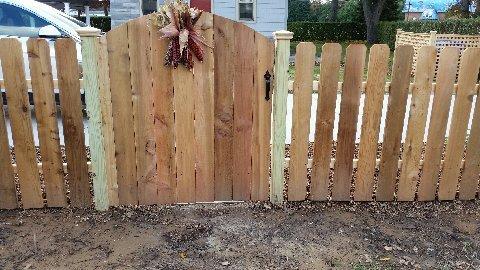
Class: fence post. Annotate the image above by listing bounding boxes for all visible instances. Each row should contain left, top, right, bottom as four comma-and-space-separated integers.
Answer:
429, 31, 437, 46
77, 27, 110, 211
271, 30, 293, 204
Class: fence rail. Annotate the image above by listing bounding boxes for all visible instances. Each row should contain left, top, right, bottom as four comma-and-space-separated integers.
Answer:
0, 17, 479, 210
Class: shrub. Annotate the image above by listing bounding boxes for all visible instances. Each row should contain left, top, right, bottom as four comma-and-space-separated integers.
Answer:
287, 21, 366, 42
79, 16, 111, 32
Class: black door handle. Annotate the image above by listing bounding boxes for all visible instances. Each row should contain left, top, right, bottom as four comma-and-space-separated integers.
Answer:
264, 71, 271, 101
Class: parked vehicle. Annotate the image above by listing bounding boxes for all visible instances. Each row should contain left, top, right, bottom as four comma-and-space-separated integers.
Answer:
0, 0, 86, 80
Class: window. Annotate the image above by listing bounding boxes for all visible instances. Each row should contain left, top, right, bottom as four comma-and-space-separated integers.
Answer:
238, 0, 255, 21
0, 4, 49, 28
142, 0, 157, 15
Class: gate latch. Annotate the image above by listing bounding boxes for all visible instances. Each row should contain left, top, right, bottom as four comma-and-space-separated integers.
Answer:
264, 71, 272, 101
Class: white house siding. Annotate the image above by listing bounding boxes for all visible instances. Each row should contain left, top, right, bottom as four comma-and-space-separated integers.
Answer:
111, 0, 142, 27
154, 0, 288, 37
213, 0, 288, 37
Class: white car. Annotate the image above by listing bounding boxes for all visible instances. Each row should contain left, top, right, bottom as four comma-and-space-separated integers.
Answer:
0, 0, 86, 79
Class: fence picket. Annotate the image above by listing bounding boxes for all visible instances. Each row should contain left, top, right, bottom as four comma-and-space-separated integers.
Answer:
354, 44, 390, 201
251, 33, 274, 201
193, 13, 215, 202
460, 91, 480, 200
232, 23, 255, 201
0, 38, 43, 209
128, 17, 157, 205
288, 42, 316, 201
396, 46, 436, 201
55, 39, 91, 207
310, 43, 342, 201
213, 15, 235, 201
27, 38, 66, 207
107, 25, 138, 205
376, 46, 414, 201
151, 19, 176, 204
439, 48, 480, 201
417, 48, 459, 201
173, 68, 196, 203
332, 44, 366, 201
97, 36, 119, 206
0, 97, 17, 209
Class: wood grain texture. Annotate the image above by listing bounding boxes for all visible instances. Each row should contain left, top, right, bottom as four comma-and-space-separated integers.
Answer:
251, 33, 274, 202
106, 25, 138, 205
151, 19, 176, 204
0, 97, 17, 209
81, 35, 110, 210
376, 45, 414, 202
55, 39, 91, 207
233, 23, 255, 201
271, 32, 292, 203
288, 42, 316, 201
213, 15, 235, 201
354, 44, 390, 201
310, 43, 342, 201
97, 36, 119, 206
438, 48, 480, 201
460, 88, 480, 200
173, 67, 196, 203
416, 48, 459, 201
0, 38, 43, 209
396, 46, 436, 202
127, 17, 157, 205
331, 44, 366, 201
27, 38, 66, 207
193, 13, 215, 202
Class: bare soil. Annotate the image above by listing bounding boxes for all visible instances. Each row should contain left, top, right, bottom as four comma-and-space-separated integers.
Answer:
1, 201, 479, 270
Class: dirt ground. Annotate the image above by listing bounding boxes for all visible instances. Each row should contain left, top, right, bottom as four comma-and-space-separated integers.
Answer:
1, 201, 479, 270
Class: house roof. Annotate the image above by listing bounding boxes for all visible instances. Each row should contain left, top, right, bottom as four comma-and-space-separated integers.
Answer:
403, 0, 457, 13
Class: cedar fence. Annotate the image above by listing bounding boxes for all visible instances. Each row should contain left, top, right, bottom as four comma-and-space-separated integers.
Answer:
395, 29, 480, 76
0, 13, 479, 210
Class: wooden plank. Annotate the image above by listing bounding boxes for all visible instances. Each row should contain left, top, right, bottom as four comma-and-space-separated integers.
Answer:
288, 42, 316, 201
416, 48, 459, 201
106, 25, 138, 205
213, 15, 235, 201
396, 46, 436, 201
0, 96, 17, 209
460, 89, 480, 200
97, 36, 119, 206
310, 43, 342, 201
0, 38, 43, 209
79, 29, 110, 210
331, 44, 366, 201
151, 18, 176, 204
173, 67, 196, 203
193, 13, 215, 202
438, 48, 480, 201
55, 39, 91, 207
376, 45, 414, 201
271, 30, 293, 203
27, 38, 66, 207
232, 23, 255, 201
127, 17, 157, 205
354, 44, 390, 201
251, 33, 274, 202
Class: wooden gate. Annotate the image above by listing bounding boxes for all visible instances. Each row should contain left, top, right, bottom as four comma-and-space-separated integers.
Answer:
105, 13, 274, 205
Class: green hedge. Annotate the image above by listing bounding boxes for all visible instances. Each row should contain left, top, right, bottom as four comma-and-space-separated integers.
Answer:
287, 22, 366, 42
378, 19, 480, 48
79, 16, 111, 32
288, 19, 480, 48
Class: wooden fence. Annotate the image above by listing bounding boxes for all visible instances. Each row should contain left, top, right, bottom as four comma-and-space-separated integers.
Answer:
395, 29, 480, 76
0, 13, 479, 210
